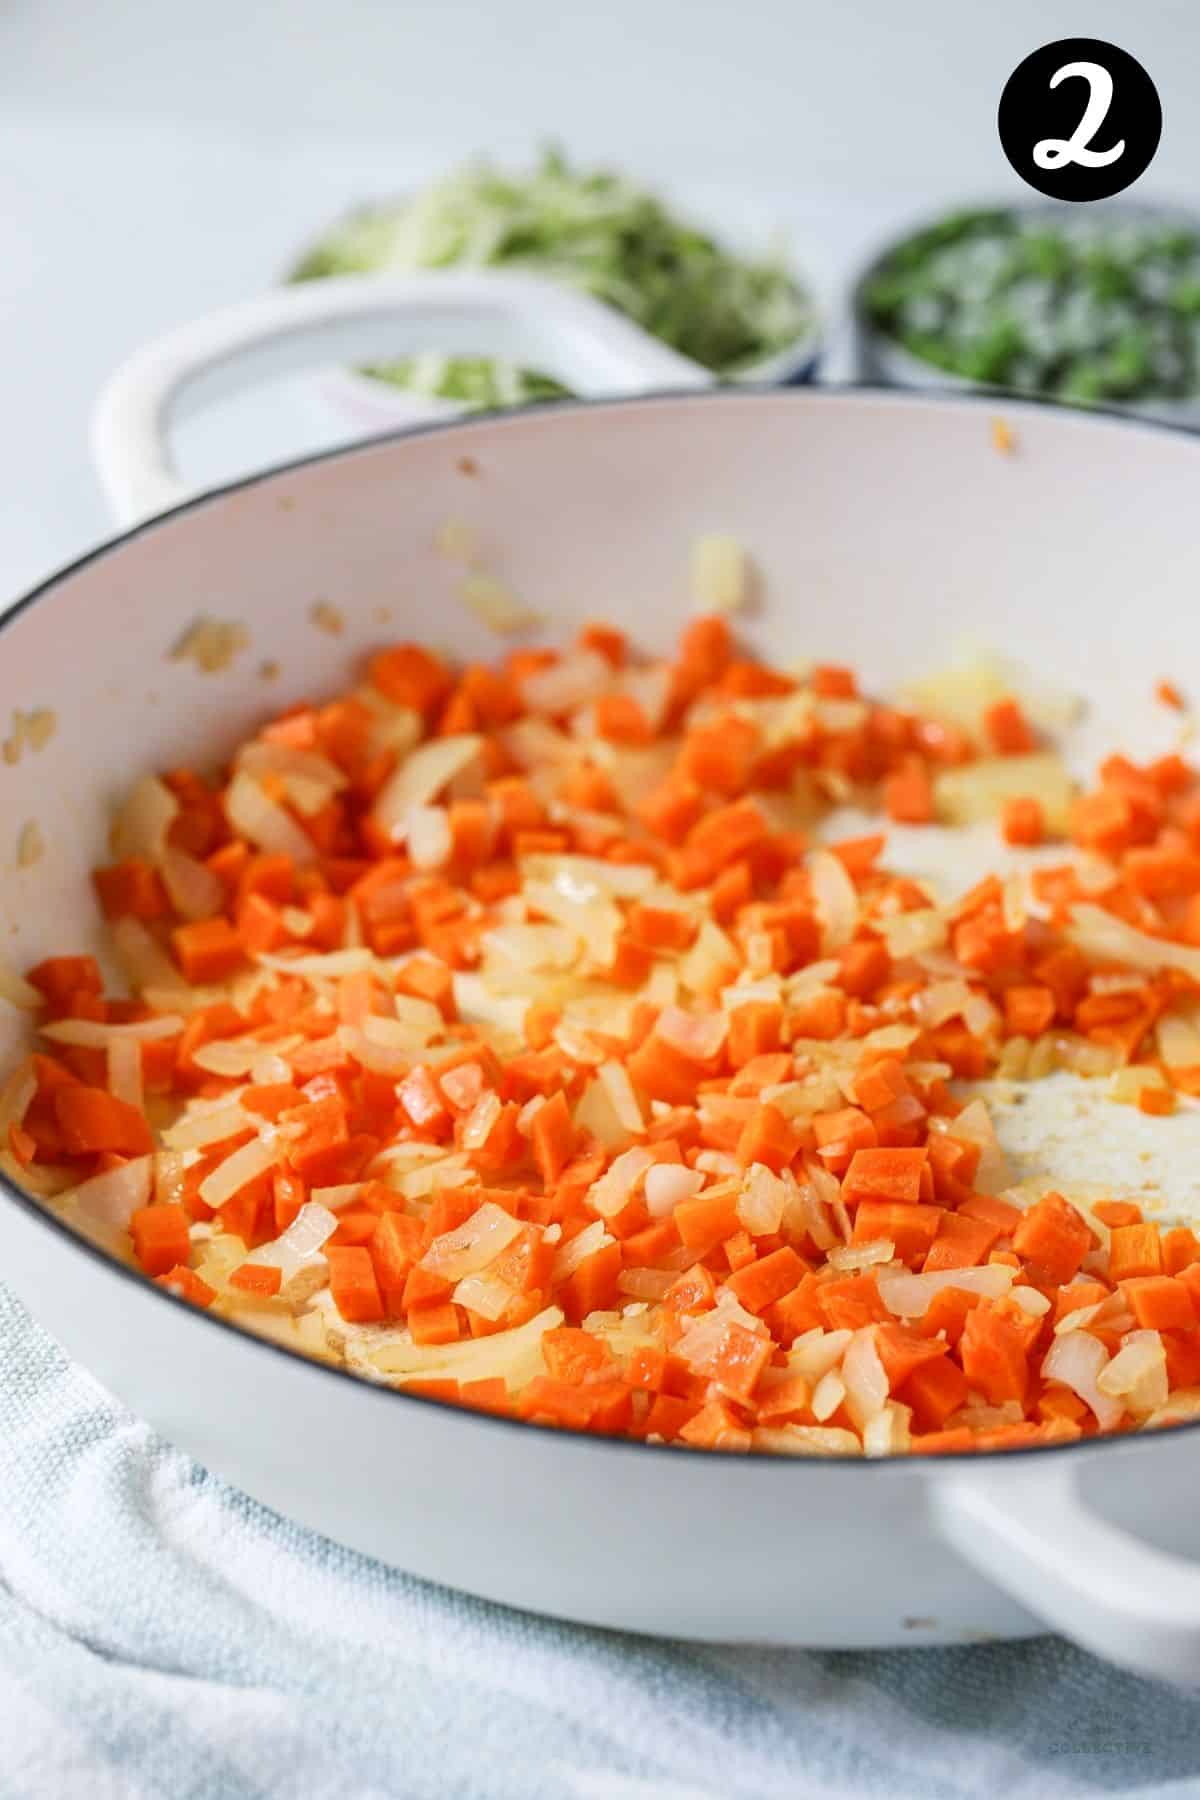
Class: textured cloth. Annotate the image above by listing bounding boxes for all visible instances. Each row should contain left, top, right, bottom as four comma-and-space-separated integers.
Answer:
2, 1282, 1199, 1800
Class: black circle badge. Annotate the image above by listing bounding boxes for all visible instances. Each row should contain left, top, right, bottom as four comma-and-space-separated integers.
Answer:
998, 39, 1161, 201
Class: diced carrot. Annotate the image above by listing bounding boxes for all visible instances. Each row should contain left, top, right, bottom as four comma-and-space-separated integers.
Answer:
93, 859, 168, 921
960, 1304, 1029, 1405
726, 1246, 807, 1314
1107, 1222, 1164, 1282
55, 1085, 153, 1156
674, 1188, 740, 1253
1003, 984, 1056, 1037
1011, 1191, 1092, 1284
1001, 795, 1044, 847
922, 1210, 999, 1272
594, 692, 653, 746
1120, 1275, 1196, 1331
531, 1090, 576, 1187
26, 956, 103, 1008
130, 1204, 191, 1276
155, 1264, 216, 1307
734, 1103, 800, 1173
812, 1106, 877, 1173
983, 696, 1035, 755
369, 644, 453, 713
815, 1274, 889, 1331
901, 1356, 970, 1431
172, 917, 246, 984
229, 1263, 283, 1297
852, 1200, 940, 1265
408, 1300, 462, 1346
841, 1146, 928, 1207
558, 1241, 622, 1323
882, 756, 934, 825
875, 1323, 948, 1393
543, 1326, 615, 1384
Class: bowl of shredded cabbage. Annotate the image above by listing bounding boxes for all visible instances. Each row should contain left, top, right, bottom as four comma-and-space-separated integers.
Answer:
287, 148, 820, 424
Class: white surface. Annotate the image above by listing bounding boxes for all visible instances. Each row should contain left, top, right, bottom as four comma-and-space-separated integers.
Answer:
2, 0, 1198, 599
6, 386, 1200, 1669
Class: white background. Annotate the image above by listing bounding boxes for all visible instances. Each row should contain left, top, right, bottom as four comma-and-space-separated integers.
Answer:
1, 0, 1196, 596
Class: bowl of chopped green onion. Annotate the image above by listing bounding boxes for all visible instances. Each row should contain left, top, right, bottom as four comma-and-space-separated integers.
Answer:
287, 149, 820, 424
855, 202, 1200, 423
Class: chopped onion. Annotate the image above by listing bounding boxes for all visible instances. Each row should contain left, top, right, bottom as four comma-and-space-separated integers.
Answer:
1096, 1329, 1168, 1418
198, 1135, 279, 1210
1069, 903, 1200, 981
521, 650, 612, 715
453, 1270, 517, 1320
788, 1325, 852, 1386
1010, 1285, 1051, 1317
640, 1163, 701, 1220
810, 1369, 846, 1422
107, 1035, 144, 1111
459, 571, 542, 636
737, 1163, 786, 1236
752, 1424, 862, 1456
810, 850, 859, 952
406, 804, 453, 871
943, 1099, 1010, 1196
309, 1183, 365, 1213
573, 1074, 633, 1151
1042, 1330, 1124, 1430
154, 1150, 189, 1207
841, 1327, 889, 1427
70, 1154, 153, 1228
656, 1005, 728, 1063
191, 1036, 300, 1078
594, 1059, 643, 1136
225, 771, 317, 865
0, 951, 40, 1010
880, 908, 948, 960
460, 1091, 502, 1151
42, 1014, 183, 1047
111, 775, 178, 862
827, 1238, 895, 1273
617, 1268, 675, 1301
520, 852, 657, 901
588, 1146, 655, 1219
862, 1399, 912, 1458
1156, 1007, 1200, 1069
421, 1200, 522, 1280
690, 533, 748, 613
877, 1263, 1014, 1318
935, 752, 1074, 833
369, 1304, 563, 1385
239, 742, 347, 794
371, 735, 483, 842
1146, 1388, 1200, 1430
112, 918, 185, 994
160, 847, 225, 921
0, 1062, 37, 1134
245, 1200, 338, 1282
161, 1103, 250, 1151
257, 947, 374, 979
551, 1218, 612, 1283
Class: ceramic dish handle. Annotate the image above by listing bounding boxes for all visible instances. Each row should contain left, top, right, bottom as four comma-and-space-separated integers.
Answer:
935, 1460, 1200, 1680
91, 271, 713, 527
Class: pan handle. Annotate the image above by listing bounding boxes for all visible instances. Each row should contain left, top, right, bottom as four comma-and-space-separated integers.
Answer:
934, 1456, 1200, 1681
91, 271, 712, 527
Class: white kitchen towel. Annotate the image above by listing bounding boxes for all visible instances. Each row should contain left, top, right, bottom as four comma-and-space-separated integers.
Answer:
1, 1279, 1197, 1800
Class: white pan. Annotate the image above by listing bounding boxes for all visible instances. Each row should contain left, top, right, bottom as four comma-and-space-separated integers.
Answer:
4, 271, 1200, 1680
